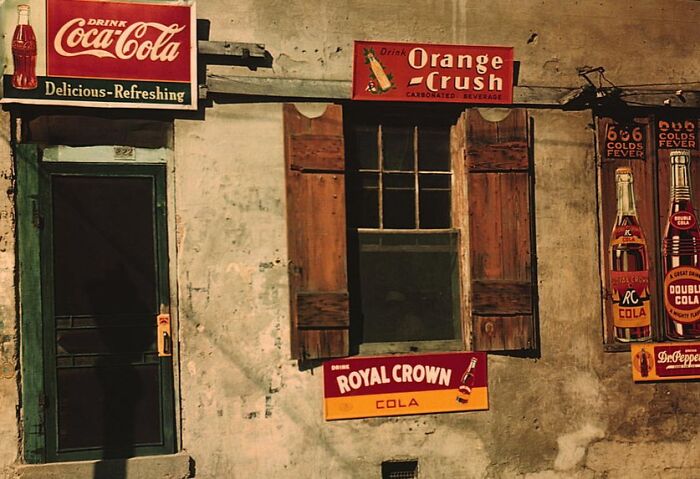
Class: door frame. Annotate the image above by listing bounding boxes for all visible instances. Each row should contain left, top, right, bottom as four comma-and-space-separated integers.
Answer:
17, 144, 177, 463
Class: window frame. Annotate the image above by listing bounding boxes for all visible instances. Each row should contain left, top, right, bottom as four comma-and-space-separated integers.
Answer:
343, 105, 466, 354
284, 103, 539, 361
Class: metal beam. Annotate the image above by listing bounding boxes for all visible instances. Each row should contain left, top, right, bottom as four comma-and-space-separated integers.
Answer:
198, 41, 267, 59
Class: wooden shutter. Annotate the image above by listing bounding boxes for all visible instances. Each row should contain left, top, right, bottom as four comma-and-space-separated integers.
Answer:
283, 104, 350, 360
461, 109, 538, 351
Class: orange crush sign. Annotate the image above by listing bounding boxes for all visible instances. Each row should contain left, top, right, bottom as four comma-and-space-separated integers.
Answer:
323, 352, 488, 420
631, 342, 700, 382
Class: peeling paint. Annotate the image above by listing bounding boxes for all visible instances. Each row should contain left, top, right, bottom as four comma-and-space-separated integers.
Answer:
554, 424, 605, 471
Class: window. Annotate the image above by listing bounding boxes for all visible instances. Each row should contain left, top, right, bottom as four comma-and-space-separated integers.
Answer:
344, 106, 462, 350
284, 103, 538, 361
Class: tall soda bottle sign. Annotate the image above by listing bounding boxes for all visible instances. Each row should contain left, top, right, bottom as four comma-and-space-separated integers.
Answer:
11, 4, 38, 90
662, 149, 700, 340
455, 357, 478, 404
609, 167, 651, 342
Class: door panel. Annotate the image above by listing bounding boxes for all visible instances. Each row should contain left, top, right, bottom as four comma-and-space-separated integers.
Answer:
40, 164, 175, 461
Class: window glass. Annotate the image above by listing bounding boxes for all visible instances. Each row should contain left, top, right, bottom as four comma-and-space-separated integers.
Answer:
383, 126, 413, 171
418, 128, 451, 171
359, 232, 459, 343
346, 108, 461, 346
419, 174, 451, 228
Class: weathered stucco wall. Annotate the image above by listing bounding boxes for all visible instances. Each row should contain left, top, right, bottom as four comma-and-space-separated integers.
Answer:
205, 0, 700, 90
173, 1, 700, 477
0, 112, 17, 475
1, 0, 699, 477
174, 105, 698, 478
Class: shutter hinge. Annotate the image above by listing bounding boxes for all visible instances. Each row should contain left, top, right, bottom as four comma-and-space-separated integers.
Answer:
288, 261, 302, 276
31, 200, 43, 229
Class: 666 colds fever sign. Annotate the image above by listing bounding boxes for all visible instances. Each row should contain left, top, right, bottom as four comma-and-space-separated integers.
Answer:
2, 0, 197, 109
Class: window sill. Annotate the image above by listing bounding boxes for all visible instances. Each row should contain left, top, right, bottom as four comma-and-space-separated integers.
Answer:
14, 451, 192, 479
359, 339, 464, 356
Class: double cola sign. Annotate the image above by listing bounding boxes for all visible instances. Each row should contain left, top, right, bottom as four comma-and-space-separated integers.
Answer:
3, 0, 196, 109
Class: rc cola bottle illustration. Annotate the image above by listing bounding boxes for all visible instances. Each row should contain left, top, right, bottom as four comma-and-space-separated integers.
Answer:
609, 167, 651, 342
456, 357, 478, 404
663, 149, 700, 340
11, 4, 37, 90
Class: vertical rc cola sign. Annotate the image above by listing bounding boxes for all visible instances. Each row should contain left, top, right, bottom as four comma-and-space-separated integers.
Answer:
1, 0, 196, 109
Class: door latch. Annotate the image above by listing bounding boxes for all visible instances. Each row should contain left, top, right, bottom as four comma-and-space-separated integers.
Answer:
157, 313, 172, 357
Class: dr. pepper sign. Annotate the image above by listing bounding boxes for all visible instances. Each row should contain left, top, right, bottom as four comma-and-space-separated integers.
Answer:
352, 40, 513, 104
323, 352, 488, 420
2, 0, 196, 109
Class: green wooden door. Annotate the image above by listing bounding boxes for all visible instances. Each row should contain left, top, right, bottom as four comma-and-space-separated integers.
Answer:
18, 146, 176, 462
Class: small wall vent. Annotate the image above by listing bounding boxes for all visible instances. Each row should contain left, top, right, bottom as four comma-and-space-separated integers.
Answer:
381, 460, 418, 479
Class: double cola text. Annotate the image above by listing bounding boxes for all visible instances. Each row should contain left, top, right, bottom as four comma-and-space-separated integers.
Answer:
54, 18, 185, 62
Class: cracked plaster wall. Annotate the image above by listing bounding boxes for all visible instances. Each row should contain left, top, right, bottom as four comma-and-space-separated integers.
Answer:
0, 112, 17, 477
173, 106, 700, 479
0, 1, 698, 478
203, 0, 700, 89
175, 1, 700, 477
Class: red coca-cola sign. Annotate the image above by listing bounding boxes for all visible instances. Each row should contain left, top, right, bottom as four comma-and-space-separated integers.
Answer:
2, 0, 196, 109
47, 0, 192, 82
352, 40, 514, 104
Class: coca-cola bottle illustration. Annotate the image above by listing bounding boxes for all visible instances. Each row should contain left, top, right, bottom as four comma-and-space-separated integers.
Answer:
609, 167, 651, 342
11, 4, 38, 90
663, 149, 700, 340
456, 357, 478, 404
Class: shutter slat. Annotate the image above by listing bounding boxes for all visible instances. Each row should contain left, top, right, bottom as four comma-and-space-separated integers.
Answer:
468, 141, 529, 171
297, 292, 349, 328
290, 134, 344, 172
465, 109, 537, 352
284, 103, 350, 360
473, 315, 535, 351
472, 280, 532, 315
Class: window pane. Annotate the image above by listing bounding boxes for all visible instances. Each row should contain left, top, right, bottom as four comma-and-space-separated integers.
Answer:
358, 232, 459, 343
383, 173, 415, 228
383, 126, 414, 171
358, 173, 379, 228
419, 174, 451, 228
353, 125, 379, 170
52, 176, 156, 316
418, 127, 451, 171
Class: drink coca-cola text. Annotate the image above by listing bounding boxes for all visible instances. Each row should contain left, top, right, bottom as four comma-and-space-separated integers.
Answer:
54, 18, 185, 62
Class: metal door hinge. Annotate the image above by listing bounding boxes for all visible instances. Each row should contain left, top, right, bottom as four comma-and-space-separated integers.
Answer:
31, 200, 43, 229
